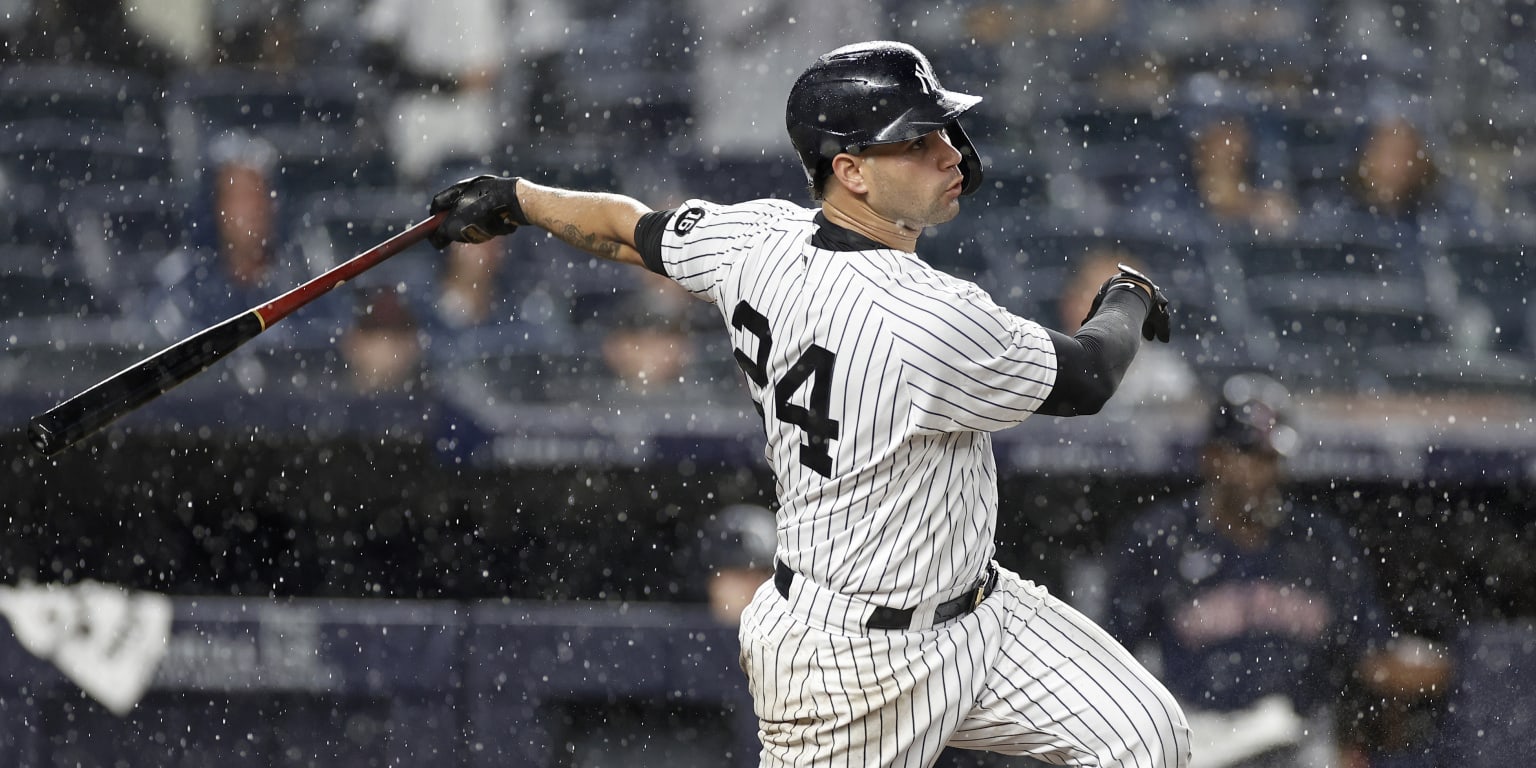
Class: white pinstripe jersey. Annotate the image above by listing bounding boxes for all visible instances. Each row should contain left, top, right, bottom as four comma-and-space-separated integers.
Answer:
655, 198, 1058, 608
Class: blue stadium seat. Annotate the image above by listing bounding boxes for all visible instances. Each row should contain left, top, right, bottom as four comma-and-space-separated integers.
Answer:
271, 134, 397, 201
1246, 274, 1461, 391
1231, 227, 1433, 285
0, 258, 115, 321
65, 184, 195, 311
1444, 239, 1534, 355
4, 315, 167, 403
165, 67, 379, 135
164, 67, 390, 184
0, 183, 71, 250
554, 1, 694, 158
0, 119, 173, 193
684, 153, 806, 205
0, 63, 161, 133
1261, 110, 1357, 207
973, 159, 1052, 213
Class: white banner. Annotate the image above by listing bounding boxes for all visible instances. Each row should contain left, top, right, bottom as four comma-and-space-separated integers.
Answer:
0, 581, 173, 716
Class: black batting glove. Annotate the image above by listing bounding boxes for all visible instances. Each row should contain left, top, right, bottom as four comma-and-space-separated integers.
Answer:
1083, 263, 1172, 343
428, 175, 529, 249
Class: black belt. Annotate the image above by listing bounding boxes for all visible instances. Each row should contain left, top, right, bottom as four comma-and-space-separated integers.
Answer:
774, 561, 999, 631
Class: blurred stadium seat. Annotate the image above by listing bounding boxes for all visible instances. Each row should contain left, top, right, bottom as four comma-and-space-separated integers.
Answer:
685, 153, 806, 205
0, 183, 70, 250
0, 119, 173, 192
65, 183, 194, 314
1246, 275, 1462, 391
0, 62, 161, 134
1037, 100, 1185, 210
973, 158, 1052, 214
163, 67, 390, 184
289, 186, 436, 272
1264, 109, 1358, 207
0, 246, 109, 320
554, 0, 693, 158
1443, 237, 1534, 355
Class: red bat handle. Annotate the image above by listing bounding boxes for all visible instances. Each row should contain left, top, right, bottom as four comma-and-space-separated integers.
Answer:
254, 211, 448, 328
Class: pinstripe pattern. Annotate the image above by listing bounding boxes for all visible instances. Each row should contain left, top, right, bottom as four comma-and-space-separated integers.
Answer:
658, 199, 1189, 767
661, 199, 1054, 607
739, 565, 1191, 767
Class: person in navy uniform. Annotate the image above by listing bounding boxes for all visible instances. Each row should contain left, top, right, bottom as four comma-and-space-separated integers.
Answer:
1104, 373, 1447, 768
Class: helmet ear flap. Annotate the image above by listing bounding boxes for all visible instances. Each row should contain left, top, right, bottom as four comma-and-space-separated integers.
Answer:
946, 121, 985, 196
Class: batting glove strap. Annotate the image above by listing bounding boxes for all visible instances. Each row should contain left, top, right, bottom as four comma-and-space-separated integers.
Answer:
428, 175, 529, 249
1084, 264, 1172, 343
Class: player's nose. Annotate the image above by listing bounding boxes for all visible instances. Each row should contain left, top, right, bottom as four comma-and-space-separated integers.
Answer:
932, 130, 962, 169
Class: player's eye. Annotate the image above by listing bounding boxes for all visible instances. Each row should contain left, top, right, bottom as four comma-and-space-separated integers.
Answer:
909, 137, 926, 151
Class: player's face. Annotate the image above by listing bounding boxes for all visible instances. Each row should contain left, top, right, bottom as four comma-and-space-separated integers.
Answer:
1203, 444, 1285, 525
856, 130, 966, 229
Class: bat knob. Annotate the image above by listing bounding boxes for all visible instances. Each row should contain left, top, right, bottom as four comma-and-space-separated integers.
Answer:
27, 419, 62, 456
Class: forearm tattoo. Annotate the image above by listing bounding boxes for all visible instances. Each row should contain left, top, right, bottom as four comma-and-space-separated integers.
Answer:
556, 221, 622, 261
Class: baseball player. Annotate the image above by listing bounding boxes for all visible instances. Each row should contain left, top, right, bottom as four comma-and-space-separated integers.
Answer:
1104, 374, 1445, 768
429, 41, 1190, 768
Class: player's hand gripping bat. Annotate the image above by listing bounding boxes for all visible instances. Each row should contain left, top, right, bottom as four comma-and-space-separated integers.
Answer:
27, 212, 448, 456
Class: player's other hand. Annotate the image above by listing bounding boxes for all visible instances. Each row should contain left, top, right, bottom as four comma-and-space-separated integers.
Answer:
428, 175, 528, 249
1084, 264, 1172, 343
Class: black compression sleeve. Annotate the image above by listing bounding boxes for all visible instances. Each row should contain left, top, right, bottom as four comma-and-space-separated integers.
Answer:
634, 209, 675, 277
1037, 285, 1151, 416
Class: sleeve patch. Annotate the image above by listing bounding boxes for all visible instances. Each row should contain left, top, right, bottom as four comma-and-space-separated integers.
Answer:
674, 207, 707, 234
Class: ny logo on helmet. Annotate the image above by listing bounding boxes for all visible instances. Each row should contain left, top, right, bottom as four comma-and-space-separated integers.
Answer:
914, 64, 940, 95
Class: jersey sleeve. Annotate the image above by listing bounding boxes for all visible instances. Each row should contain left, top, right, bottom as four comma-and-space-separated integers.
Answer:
634, 208, 676, 277
654, 199, 801, 305
891, 275, 1059, 433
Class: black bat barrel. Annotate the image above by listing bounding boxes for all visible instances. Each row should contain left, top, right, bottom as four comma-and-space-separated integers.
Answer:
28, 312, 265, 456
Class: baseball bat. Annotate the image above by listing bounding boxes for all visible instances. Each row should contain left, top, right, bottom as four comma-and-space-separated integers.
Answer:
27, 211, 448, 456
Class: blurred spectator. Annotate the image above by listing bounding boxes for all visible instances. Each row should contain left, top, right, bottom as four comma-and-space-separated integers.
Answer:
688, 0, 880, 162
148, 132, 315, 343
341, 287, 425, 394
1104, 373, 1451, 768
1336, 100, 1483, 245
1058, 247, 1198, 412
964, 0, 1139, 107
1175, 95, 1298, 239
598, 277, 700, 400
1131, 0, 1322, 89
360, 0, 510, 183
1350, 113, 1439, 227
206, 0, 303, 71
433, 239, 507, 330
126, 0, 356, 73
695, 503, 777, 626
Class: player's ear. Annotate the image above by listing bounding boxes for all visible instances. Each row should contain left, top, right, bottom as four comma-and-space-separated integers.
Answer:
830, 153, 869, 195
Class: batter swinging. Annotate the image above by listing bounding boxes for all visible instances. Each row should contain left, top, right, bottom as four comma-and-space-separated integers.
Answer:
428, 41, 1191, 768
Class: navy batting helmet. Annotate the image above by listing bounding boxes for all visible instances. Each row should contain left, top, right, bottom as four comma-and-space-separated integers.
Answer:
786, 41, 985, 199
1208, 373, 1299, 457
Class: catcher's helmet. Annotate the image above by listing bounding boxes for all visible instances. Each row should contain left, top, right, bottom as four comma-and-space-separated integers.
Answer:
786, 41, 985, 198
